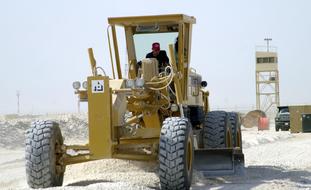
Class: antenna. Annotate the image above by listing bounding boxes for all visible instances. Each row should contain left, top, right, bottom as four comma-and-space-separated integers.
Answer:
16, 91, 20, 114
264, 38, 272, 52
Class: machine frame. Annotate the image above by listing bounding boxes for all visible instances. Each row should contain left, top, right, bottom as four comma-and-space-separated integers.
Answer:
25, 14, 243, 190
61, 14, 208, 165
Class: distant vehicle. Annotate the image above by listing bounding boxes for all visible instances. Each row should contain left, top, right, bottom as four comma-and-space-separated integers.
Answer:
275, 106, 290, 131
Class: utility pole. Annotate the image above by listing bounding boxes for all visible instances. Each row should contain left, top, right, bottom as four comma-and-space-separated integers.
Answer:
16, 91, 20, 114
264, 38, 272, 52
78, 100, 80, 113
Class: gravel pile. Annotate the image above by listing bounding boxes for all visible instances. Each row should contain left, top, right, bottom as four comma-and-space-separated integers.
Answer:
62, 159, 159, 189
241, 126, 292, 148
0, 113, 88, 149
0, 120, 29, 148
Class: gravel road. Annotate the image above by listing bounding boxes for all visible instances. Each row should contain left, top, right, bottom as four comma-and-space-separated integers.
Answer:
0, 116, 310, 190
192, 133, 311, 190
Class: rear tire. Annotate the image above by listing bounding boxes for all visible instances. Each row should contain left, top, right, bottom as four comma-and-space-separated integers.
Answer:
25, 120, 65, 188
228, 112, 242, 148
159, 117, 194, 190
203, 111, 232, 148
188, 106, 204, 126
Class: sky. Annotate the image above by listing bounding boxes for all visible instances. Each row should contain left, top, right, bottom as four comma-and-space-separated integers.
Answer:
0, 0, 311, 114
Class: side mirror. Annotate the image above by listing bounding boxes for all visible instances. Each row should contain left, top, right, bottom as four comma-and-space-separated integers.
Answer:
201, 81, 207, 87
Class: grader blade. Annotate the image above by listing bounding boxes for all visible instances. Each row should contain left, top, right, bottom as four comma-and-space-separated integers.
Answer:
194, 148, 245, 176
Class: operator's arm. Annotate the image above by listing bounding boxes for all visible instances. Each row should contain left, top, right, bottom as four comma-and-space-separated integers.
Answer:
146, 52, 153, 58
162, 51, 169, 66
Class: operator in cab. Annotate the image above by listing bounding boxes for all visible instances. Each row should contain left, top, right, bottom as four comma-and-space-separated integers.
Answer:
146, 42, 169, 73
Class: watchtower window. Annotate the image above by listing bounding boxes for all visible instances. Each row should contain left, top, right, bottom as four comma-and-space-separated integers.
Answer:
257, 57, 278, 64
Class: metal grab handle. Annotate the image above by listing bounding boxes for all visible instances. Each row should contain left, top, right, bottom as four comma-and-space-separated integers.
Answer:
88, 48, 97, 76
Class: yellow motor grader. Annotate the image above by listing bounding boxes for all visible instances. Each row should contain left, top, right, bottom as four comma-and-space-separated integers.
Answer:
25, 14, 244, 189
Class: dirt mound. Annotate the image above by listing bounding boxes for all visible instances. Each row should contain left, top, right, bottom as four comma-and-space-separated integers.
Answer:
0, 120, 29, 149
242, 110, 266, 128
0, 114, 88, 149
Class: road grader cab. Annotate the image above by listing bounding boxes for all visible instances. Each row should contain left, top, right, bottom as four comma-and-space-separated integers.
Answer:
25, 14, 244, 189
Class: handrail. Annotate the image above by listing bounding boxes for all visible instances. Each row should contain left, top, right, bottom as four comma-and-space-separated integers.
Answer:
107, 25, 116, 79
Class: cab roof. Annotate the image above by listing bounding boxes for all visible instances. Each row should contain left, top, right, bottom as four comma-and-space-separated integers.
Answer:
108, 14, 196, 26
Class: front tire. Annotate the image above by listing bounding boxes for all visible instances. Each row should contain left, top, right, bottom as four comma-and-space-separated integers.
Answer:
159, 117, 194, 190
25, 120, 65, 188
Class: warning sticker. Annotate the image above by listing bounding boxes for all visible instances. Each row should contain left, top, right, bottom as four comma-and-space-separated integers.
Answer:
91, 80, 104, 93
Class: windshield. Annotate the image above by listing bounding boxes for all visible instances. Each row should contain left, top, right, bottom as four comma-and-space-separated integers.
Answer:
280, 108, 289, 113
133, 32, 178, 61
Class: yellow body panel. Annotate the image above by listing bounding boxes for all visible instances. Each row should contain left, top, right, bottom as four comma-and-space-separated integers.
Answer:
142, 111, 161, 128
87, 76, 113, 158
169, 44, 183, 105
202, 90, 210, 113
108, 14, 196, 26
186, 69, 203, 106
110, 80, 127, 127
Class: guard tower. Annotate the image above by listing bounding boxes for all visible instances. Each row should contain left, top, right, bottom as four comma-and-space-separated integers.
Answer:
255, 38, 280, 117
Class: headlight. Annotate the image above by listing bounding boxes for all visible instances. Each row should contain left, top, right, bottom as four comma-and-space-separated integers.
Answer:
171, 104, 178, 112
72, 81, 81, 90
82, 81, 88, 90
126, 79, 135, 88
135, 78, 145, 88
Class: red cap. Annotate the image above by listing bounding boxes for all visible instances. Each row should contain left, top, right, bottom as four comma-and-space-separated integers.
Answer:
152, 42, 160, 51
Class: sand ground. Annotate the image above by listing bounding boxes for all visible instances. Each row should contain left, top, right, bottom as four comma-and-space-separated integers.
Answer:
0, 115, 310, 190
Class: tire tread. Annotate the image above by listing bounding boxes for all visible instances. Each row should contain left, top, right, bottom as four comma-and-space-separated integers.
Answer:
159, 117, 192, 190
25, 120, 63, 188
